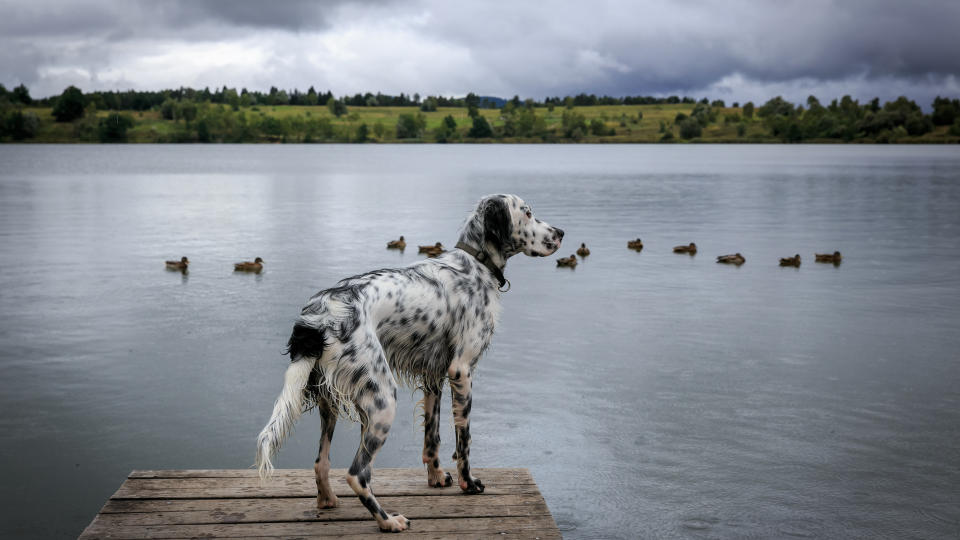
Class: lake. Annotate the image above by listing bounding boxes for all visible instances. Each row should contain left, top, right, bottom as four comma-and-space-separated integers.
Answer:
1, 144, 958, 539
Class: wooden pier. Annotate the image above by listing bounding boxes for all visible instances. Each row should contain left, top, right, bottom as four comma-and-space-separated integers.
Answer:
79, 468, 561, 539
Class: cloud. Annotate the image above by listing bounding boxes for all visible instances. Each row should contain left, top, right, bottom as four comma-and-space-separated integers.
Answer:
1, 0, 957, 105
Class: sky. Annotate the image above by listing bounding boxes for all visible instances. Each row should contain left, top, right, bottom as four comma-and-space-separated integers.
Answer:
2, 0, 959, 107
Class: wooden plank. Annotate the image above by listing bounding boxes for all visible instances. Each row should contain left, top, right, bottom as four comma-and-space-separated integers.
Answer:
120, 469, 533, 488
91, 500, 550, 526
101, 493, 548, 517
112, 470, 541, 499
111, 483, 544, 499
80, 514, 560, 539
128, 467, 528, 479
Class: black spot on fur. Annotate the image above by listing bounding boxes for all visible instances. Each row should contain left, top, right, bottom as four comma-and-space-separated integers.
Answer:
351, 366, 367, 385
286, 323, 326, 361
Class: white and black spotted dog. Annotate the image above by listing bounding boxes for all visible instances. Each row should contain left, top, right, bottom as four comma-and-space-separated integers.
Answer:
255, 194, 563, 532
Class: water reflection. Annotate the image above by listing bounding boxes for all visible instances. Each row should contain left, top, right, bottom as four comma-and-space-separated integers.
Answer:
0, 145, 958, 539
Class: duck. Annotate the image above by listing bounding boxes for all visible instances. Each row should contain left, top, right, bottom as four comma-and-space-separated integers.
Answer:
815, 251, 842, 264
234, 257, 264, 273
627, 238, 644, 250
716, 253, 746, 265
576, 243, 590, 257
165, 256, 189, 271
424, 246, 447, 258
386, 236, 406, 250
779, 254, 801, 267
673, 242, 697, 254
418, 242, 444, 253
556, 254, 578, 267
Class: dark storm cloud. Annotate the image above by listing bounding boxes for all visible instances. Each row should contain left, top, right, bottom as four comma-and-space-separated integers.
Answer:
1, 0, 957, 103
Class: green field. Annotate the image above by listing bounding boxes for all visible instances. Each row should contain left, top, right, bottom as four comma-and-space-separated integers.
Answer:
8, 103, 960, 144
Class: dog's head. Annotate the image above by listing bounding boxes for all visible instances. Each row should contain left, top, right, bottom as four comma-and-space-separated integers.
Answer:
462, 194, 563, 259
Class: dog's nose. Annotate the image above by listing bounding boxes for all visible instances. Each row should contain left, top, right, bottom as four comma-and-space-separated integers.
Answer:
554, 228, 565, 240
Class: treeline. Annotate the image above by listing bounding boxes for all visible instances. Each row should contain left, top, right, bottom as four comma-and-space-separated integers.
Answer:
1, 81, 959, 143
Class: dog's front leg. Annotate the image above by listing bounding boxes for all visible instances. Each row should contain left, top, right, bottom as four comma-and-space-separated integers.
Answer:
448, 363, 484, 494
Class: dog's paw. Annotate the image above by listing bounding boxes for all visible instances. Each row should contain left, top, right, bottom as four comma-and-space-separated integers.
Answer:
426, 457, 453, 488
459, 476, 485, 494
316, 494, 338, 509
440, 471, 453, 487
378, 513, 410, 532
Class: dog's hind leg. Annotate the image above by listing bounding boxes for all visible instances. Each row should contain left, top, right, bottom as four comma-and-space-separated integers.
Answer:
449, 363, 484, 494
421, 389, 452, 488
345, 371, 409, 532
314, 398, 338, 510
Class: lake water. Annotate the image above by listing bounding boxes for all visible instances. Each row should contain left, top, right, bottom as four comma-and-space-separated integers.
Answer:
1, 144, 959, 539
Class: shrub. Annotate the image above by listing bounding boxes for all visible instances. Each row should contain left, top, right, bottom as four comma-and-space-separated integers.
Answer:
97, 113, 134, 142
679, 117, 702, 139
589, 118, 612, 136
5, 110, 40, 140
561, 110, 587, 138
660, 131, 674, 141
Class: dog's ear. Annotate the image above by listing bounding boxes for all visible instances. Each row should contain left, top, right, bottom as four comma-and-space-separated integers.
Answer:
483, 196, 512, 249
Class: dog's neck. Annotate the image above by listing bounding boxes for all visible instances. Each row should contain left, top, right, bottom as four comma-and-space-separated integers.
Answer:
455, 238, 508, 287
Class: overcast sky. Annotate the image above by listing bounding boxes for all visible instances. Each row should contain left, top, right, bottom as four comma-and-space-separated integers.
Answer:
2, 0, 959, 106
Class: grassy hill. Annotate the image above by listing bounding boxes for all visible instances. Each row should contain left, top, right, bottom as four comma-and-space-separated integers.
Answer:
7, 102, 960, 144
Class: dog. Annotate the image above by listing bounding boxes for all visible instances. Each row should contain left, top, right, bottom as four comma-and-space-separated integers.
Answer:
255, 194, 563, 532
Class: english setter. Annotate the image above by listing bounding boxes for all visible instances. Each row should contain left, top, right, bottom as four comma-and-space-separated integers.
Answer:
255, 194, 563, 532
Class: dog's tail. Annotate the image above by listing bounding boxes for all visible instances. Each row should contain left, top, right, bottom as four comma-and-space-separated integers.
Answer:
255, 357, 314, 480
256, 324, 328, 479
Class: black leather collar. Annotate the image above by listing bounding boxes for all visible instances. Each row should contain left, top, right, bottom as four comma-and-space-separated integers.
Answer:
455, 241, 507, 289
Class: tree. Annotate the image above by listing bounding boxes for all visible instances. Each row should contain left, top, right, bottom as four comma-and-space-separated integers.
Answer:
355, 123, 369, 143
932, 96, 959, 126
434, 114, 458, 142
561, 110, 587, 139
52, 86, 86, 122
742, 102, 754, 119
97, 112, 134, 142
395, 113, 426, 139
420, 97, 438, 112
160, 99, 177, 120
467, 115, 493, 138
758, 96, 795, 118
178, 101, 198, 123
327, 98, 348, 118
12, 84, 31, 104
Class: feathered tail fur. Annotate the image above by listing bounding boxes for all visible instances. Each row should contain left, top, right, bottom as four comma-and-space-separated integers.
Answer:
255, 358, 315, 480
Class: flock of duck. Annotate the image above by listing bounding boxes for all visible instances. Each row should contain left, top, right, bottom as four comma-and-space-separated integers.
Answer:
554, 239, 842, 268
386, 236, 448, 257
165, 238, 841, 276
164, 256, 264, 274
